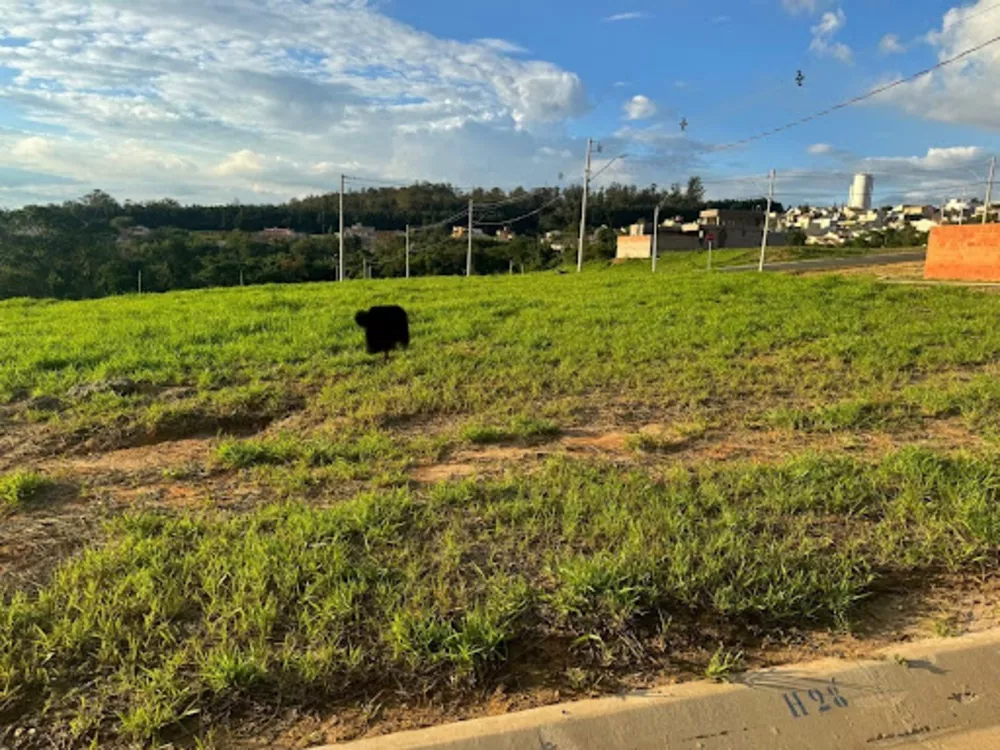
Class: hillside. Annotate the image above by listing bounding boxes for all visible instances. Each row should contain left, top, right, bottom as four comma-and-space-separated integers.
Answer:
2, 258, 1000, 747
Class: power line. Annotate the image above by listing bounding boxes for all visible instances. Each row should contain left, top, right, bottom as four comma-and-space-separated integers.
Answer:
949, 0, 1000, 26
473, 193, 567, 227
713, 31, 1000, 152
409, 206, 470, 233
474, 188, 560, 211
589, 154, 628, 183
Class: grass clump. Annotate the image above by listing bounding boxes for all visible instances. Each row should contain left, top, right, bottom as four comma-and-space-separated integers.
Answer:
705, 646, 746, 682
461, 415, 561, 445
5, 448, 1000, 743
0, 470, 50, 512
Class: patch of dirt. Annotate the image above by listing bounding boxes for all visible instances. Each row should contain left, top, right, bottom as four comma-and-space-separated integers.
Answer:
562, 430, 630, 452
0, 485, 102, 594
409, 417, 989, 485
40, 437, 215, 477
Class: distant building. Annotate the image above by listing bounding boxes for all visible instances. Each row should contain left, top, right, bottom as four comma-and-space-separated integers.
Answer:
496, 227, 516, 242
343, 224, 377, 246
628, 220, 648, 237
806, 232, 847, 247
699, 209, 766, 230
616, 208, 786, 259
258, 227, 299, 241
452, 225, 485, 239
848, 174, 874, 210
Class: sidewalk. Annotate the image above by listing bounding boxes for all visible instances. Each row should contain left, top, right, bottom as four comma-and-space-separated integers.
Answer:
330, 629, 1000, 750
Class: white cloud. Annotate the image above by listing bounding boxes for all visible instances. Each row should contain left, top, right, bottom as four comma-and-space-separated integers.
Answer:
624, 95, 657, 121
879, 33, 906, 55
861, 146, 986, 173
713, 16, 732, 24
476, 39, 528, 55
809, 9, 853, 63
876, 1, 1000, 130
603, 12, 649, 22
212, 150, 266, 177
808, 143, 834, 154
812, 9, 846, 36
0, 0, 591, 206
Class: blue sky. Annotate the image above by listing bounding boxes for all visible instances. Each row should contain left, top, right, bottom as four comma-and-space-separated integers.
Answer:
1, 0, 999, 207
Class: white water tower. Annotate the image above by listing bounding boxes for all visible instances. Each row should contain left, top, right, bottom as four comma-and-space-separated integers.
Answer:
848, 173, 874, 210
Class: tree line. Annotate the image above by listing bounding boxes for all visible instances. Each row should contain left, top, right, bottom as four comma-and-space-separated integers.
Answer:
0, 180, 779, 300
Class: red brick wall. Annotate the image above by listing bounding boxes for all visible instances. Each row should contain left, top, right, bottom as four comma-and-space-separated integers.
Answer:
925, 224, 1000, 281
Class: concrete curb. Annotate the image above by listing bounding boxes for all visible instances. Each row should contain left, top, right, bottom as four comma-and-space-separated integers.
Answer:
328, 629, 1000, 749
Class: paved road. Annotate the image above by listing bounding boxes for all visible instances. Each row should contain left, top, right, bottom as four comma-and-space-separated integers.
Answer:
720, 249, 926, 274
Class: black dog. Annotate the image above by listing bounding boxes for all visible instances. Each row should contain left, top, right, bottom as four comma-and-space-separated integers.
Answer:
355, 306, 410, 361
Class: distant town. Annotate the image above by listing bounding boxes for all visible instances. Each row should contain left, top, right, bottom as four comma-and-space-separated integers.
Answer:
616, 173, 998, 259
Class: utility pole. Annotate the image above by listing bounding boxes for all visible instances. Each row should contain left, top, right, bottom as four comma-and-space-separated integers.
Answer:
578, 137, 594, 273
137, 269, 142, 295
652, 204, 660, 273
467, 199, 474, 277
405, 224, 411, 279
758, 169, 776, 273
339, 174, 346, 282
985, 156, 996, 225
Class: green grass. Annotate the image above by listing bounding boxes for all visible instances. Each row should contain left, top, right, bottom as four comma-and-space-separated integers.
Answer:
4, 448, 1000, 743
0, 471, 50, 512
461, 415, 561, 445
705, 646, 746, 682
5, 259, 1000, 745
1, 257, 998, 446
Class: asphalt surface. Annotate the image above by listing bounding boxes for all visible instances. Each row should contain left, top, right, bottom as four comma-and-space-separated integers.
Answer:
720, 249, 927, 274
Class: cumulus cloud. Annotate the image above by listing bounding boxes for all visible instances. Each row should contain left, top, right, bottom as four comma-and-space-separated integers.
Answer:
879, 33, 906, 55
876, 0, 1000, 130
810, 9, 853, 63
0, 0, 591, 206
624, 95, 657, 121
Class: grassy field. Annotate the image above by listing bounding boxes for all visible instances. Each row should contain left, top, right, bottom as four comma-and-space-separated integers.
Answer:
2, 252, 1000, 747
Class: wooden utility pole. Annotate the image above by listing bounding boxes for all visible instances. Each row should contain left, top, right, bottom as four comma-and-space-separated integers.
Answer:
405, 224, 411, 279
